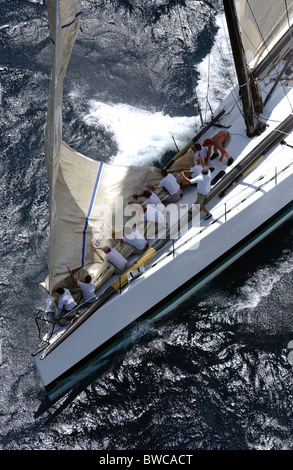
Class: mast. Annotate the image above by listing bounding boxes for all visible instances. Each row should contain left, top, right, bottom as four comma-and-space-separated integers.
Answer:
223, 0, 261, 137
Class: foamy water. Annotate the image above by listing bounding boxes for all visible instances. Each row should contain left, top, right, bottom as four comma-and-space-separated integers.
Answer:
196, 14, 237, 119
82, 14, 237, 168
83, 100, 198, 166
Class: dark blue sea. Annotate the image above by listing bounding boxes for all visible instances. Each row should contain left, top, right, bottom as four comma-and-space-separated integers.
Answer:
1, 0, 293, 453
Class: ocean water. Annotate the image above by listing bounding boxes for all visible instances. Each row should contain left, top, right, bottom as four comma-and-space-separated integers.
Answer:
0, 0, 293, 452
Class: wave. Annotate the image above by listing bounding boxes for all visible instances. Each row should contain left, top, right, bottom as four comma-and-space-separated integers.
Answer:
196, 14, 237, 120
80, 13, 236, 167
83, 100, 198, 166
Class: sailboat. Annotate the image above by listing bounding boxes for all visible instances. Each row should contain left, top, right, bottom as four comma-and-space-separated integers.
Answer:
33, 0, 293, 401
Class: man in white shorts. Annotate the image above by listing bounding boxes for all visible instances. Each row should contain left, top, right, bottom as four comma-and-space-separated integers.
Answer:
181, 167, 213, 220
67, 267, 96, 304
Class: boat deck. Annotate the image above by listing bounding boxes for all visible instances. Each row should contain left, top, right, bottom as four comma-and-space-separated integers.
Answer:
33, 55, 293, 354
93, 86, 293, 298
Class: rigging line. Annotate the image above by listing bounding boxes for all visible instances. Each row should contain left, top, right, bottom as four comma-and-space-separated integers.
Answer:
175, 1, 203, 126
263, 50, 293, 108
209, 14, 241, 96
264, 0, 293, 111
234, 2, 293, 114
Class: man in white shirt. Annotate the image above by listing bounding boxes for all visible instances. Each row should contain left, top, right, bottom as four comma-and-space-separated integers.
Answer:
183, 142, 208, 164
181, 167, 212, 220
67, 267, 96, 304
179, 147, 206, 179
147, 169, 183, 202
192, 143, 208, 164
92, 244, 128, 272
113, 225, 149, 252
53, 287, 77, 318
132, 190, 165, 213
142, 204, 165, 224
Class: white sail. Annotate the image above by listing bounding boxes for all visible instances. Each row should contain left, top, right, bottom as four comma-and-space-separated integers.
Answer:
47, 141, 158, 292
44, 0, 164, 293
235, 0, 293, 70
44, 0, 82, 292
45, 0, 81, 192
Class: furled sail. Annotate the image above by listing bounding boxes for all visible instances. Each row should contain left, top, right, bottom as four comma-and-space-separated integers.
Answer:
235, 0, 293, 70
44, 0, 163, 294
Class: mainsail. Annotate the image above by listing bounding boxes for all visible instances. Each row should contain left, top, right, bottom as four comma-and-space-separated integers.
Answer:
235, 0, 293, 70
224, 0, 293, 136
44, 0, 161, 294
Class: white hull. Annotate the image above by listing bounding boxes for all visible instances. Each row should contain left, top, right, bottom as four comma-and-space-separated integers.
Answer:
33, 2, 293, 400
33, 165, 293, 399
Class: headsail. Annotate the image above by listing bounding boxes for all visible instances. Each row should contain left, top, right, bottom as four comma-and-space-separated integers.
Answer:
45, 0, 81, 192
44, 0, 161, 293
45, 0, 82, 292
47, 141, 156, 292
